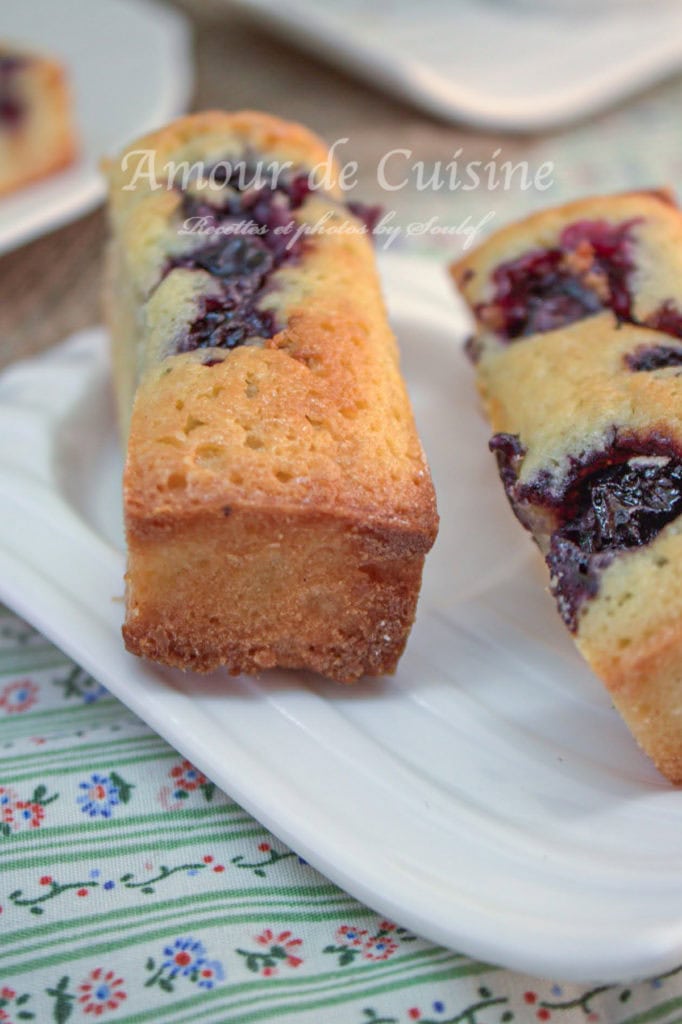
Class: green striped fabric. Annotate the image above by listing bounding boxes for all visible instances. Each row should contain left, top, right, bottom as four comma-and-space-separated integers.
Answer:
1, 603, 680, 1024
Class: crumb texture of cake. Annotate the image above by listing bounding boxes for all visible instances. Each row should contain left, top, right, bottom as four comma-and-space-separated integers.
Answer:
0, 43, 76, 197
452, 191, 682, 783
106, 110, 438, 684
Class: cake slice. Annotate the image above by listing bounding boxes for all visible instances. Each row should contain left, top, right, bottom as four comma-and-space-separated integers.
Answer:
451, 191, 682, 782
106, 111, 437, 683
0, 44, 76, 197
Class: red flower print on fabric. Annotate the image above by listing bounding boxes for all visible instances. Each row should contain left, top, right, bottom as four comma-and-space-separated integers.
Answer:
0, 985, 34, 1021
335, 925, 368, 947
1, 784, 58, 838
363, 935, 399, 961
158, 761, 215, 808
169, 760, 206, 791
0, 787, 19, 834
237, 929, 304, 976
15, 802, 44, 829
324, 920, 414, 966
78, 968, 127, 1015
0, 679, 38, 714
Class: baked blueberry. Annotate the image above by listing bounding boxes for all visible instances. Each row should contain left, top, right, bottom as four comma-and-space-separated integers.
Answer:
476, 220, 637, 340
626, 343, 682, 371
547, 454, 682, 629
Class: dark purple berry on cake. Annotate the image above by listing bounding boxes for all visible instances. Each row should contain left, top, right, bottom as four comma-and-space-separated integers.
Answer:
477, 219, 638, 341
547, 454, 682, 629
0, 55, 25, 129
489, 430, 682, 629
561, 220, 636, 321
347, 201, 383, 236
169, 158, 379, 356
176, 296, 276, 353
478, 247, 602, 338
169, 162, 314, 354
489, 433, 526, 495
547, 537, 614, 633
625, 343, 682, 372
179, 236, 274, 280
0, 96, 22, 128
0, 54, 27, 75
475, 218, 682, 351
562, 456, 682, 550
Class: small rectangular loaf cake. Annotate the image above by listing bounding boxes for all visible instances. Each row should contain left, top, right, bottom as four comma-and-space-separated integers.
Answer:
452, 191, 682, 782
0, 44, 76, 197
106, 111, 438, 683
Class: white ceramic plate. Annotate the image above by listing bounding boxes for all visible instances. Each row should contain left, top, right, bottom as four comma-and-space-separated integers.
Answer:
0, 0, 192, 256
229, 0, 682, 132
1, 254, 681, 984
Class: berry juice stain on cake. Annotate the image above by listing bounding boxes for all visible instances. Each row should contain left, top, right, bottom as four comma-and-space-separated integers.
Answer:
473, 218, 682, 349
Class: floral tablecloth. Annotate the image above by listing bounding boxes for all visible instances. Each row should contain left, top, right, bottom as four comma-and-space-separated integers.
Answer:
1, 599, 682, 1024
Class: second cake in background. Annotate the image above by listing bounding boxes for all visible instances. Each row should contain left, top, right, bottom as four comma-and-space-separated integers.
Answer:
452, 191, 682, 783
0, 44, 76, 197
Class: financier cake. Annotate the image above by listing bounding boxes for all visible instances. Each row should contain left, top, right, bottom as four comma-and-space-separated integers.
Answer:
0, 44, 76, 197
106, 111, 438, 683
452, 190, 682, 783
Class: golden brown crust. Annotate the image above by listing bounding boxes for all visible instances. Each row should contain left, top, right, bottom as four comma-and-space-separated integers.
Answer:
582, 613, 682, 784
451, 189, 682, 782
107, 110, 437, 682
122, 507, 432, 681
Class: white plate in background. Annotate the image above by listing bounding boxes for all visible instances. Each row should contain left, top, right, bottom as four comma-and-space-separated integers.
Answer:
229, 0, 682, 133
0, 254, 681, 984
0, 0, 192, 256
